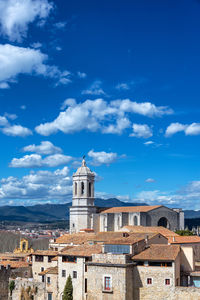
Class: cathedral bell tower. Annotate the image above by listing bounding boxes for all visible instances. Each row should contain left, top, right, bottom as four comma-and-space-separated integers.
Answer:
69, 158, 96, 233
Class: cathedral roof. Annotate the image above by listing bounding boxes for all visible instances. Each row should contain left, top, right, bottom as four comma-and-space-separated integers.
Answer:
74, 158, 94, 176
101, 205, 162, 214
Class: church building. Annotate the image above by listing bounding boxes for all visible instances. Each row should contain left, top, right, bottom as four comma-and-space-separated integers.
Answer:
69, 159, 184, 233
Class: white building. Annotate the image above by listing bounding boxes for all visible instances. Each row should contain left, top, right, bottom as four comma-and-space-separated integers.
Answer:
69, 159, 184, 233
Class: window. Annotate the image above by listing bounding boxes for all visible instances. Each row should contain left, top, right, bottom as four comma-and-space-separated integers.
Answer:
85, 264, 88, 272
165, 279, 170, 285
48, 256, 52, 263
47, 277, 51, 284
35, 255, 43, 262
75, 182, 77, 195
85, 278, 87, 293
134, 215, 138, 226
81, 182, 84, 194
48, 293, 52, 300
147, 278, 152, 285
62, 256, 77, 263
104, 276, 111, 291
41, 267, 44, 272
73, 271, 77, 278
89, 182, 91, 197
62, 270, 66, 277
42, 275, 44, 283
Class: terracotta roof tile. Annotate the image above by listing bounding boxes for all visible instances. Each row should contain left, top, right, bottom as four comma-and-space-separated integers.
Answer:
33, 250, 58, 256
60, 244, 102, 257
0, 261, 30, 268
120, 226, 178, 237
101, 205, 162, 214
55, 233, 96, 244
168, 235, 200, 244
39, 266, 58, 275
132, 244, 180, 261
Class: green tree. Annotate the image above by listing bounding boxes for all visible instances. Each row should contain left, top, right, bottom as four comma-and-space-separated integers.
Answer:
63, 275, 73, 300
9, 280, 15, 296
175, 229, 194, 236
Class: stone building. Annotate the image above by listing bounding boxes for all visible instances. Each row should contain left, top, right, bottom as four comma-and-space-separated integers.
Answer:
69, 159, 184, 233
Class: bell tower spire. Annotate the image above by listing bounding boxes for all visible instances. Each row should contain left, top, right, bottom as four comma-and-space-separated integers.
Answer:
69, 157, 96, 233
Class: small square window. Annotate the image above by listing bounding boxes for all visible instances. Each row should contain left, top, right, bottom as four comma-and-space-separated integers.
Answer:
62, 270, 66, 277
47, 277, 51, 284
147, 278, 152, 285
165, 279, 170, 285
73, 271, 77, 278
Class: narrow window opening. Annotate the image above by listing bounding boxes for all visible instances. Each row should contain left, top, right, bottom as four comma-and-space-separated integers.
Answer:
75, 182, 77, 195
147, 278, 152, 285
85, 278, 87, 293
89, 182, 91, 197
81, 182, 84, 195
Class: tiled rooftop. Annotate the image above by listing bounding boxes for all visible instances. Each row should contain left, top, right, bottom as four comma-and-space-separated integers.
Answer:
39, 266, 58, 275
33, 250, 58, 256
168, 235, 200, 244
0, 260, 30, 268
60, 244, 102, 257
55, 233, 96, 244
101, 205, 162, 214
120, 225, 178, 237
132, 244, 180, 261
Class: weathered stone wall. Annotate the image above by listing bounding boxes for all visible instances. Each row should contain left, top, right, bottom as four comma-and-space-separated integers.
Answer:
10, 278, 45, 300
58, 256, 85, 300
147, 207, 179, 230
32, 254, 57, 281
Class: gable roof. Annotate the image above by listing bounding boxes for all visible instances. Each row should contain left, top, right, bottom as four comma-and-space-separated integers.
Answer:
33, 250, 58, 256
168, 235, 200, 244
101, 205, 162, 214
39, 266, 58, 276
60, 244, 102, 257
55, 233, 96, 244
132, 244, 180, 261
120, 225, 178, 238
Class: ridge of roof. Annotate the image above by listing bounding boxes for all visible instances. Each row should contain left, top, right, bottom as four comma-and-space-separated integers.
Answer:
132, 244, 180, 261
101, 205, 162, 214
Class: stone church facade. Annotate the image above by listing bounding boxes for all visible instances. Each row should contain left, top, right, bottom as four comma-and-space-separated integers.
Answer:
70, 159, 184, 233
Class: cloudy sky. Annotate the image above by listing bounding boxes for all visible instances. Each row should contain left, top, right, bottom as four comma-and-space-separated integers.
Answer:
0, 0, 200, 209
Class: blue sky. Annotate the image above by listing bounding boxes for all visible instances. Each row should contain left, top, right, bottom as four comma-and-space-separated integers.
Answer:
0, 0, 200, 209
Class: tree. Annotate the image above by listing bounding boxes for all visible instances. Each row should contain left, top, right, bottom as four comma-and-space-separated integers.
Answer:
175, 229, 194, 236
9, 280, 15, 296
63, 275, 73, 300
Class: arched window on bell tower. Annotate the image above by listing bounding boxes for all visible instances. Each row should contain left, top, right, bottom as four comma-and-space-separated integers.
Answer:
75, 182, 77, 195
81, 182, 84, 195
89, 182, 91, 197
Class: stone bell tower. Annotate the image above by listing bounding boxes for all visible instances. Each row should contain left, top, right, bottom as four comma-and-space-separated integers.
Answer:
69, 158, 96, 233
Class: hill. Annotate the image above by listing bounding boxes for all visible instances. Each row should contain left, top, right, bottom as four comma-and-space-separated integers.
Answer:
0, 198, 147, 223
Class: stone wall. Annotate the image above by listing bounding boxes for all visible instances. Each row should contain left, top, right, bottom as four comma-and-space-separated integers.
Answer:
147, 207, 179, 230
32, 254, 57, 280
10, 278, 45, 300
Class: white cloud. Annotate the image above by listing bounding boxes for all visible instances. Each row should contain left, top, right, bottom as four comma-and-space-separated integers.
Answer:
102, 118, 131, 134
77, 71, 87, 79
2, 125, 32, 137
88, 150, 118, 166
144, 141, 154, 145
0, 44, 71, 87
145, 178, 155, 183
82, 80, 106, 96
0, 166, 72, 203
130, 124, 153, 138
0, 0, 53, 42
31, 42, 42, 49
36, 98, 172, 136
0, 115, 9, 126
54, 21, 67, 30
10, 153, 72, 168
4, 113, 17, 120
0, 82, 9, 89
115, 83, 130, 90
165, 122, 200, 137
23, 141, 62, 155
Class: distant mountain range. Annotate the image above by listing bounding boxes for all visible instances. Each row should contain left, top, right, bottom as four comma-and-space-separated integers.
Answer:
0, 198, 147, 223
0, 199, 198, 223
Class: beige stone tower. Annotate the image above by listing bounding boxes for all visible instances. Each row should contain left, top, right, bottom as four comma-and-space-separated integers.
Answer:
69, 158, 96, 233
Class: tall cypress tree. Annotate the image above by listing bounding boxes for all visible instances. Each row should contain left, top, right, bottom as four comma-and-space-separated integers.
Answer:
63, 275, 73, 300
